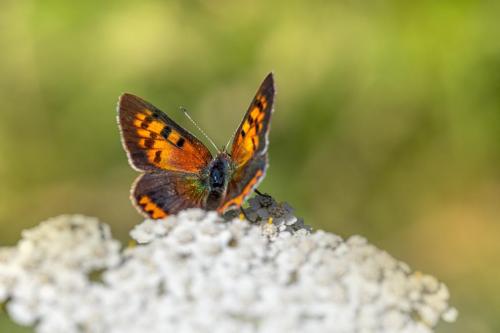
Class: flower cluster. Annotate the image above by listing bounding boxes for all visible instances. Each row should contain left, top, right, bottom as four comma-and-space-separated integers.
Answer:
0, 215, 121, 330
0, 206, 457, 333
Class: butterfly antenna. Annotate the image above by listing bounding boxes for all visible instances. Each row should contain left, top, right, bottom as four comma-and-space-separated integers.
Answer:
179, 107, 220, 153
224, 127, 238, 152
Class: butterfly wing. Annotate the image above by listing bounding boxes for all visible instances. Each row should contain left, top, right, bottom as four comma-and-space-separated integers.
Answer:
118, 93, 212, 173
220, 73, 275, 212
118, 93, 213, 218
132, 172, 208, 219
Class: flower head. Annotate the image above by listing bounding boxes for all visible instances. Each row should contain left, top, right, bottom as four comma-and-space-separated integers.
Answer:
0, 210, 456, 333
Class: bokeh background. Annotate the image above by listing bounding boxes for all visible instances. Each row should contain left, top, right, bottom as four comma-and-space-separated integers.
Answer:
1, 0, 499, 332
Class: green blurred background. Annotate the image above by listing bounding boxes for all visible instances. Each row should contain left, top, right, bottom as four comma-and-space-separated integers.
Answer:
1, 0, 499, 332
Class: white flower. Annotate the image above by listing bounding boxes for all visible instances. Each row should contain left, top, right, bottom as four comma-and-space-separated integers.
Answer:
0, 210, 456, 333
129, 219, 168, 243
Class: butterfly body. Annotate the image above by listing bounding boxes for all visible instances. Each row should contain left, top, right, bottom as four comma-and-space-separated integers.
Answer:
118, 73, 274, 219
203, 153, 232, 210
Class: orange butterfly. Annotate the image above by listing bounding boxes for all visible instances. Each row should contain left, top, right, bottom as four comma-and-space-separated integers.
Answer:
117, 73, 275, 219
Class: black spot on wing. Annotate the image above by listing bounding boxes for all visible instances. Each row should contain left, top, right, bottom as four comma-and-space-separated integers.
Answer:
154, 150, 162, 163
161, 126, 172, 139
176, 137, 185, 148
144, 139, 154, 149
256, 99, 264, 110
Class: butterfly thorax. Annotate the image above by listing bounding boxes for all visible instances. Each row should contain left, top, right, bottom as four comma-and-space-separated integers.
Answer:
205, 153, 233, 210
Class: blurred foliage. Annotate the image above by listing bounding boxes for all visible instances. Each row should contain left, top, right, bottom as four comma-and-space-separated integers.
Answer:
0, 315, 31, 333
0, 0, 499, 332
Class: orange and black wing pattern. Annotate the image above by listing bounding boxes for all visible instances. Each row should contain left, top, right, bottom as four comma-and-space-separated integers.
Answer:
118, 93, 212, 219
220, 73, 275, 212
230, 73, 275, 167
118, 93, 212, 173
132, 171, 208, 219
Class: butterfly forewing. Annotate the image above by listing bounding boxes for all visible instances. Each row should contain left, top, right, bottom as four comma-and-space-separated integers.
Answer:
118, 93, 212, 173
230, 73, 275, 167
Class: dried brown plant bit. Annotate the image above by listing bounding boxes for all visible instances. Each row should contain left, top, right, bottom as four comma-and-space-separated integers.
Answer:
240, 193, 312, 233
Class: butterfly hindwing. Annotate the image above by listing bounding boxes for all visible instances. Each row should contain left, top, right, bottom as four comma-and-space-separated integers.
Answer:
219, 154, 267, 212
118, 93, 213, 173
220, 73, 275, 212
132, 172, 208, 219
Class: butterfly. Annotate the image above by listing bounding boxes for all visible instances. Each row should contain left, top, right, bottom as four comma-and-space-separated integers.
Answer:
117, 73, 275, 219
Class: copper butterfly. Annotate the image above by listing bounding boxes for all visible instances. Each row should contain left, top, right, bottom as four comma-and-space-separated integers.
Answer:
117, 73, 275, 219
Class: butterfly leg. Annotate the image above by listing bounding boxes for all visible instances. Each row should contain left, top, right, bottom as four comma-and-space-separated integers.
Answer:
254, 189, 273, 199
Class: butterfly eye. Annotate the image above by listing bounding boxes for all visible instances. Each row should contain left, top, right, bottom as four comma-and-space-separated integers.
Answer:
209, 159, 228, 189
